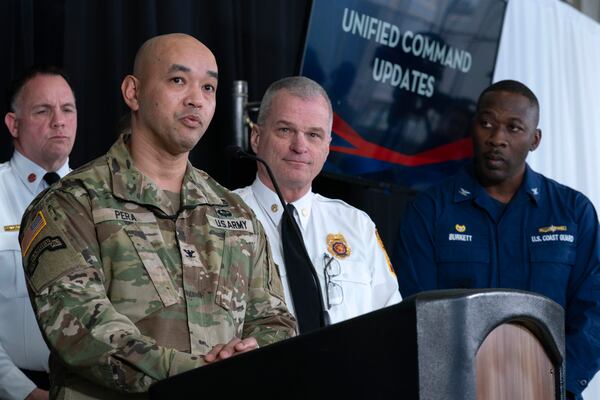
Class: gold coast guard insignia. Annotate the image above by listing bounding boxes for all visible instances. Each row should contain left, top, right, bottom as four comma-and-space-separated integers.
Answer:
455, 224, 466, 233
538, 225, 567, 233
327, 233, 351, 259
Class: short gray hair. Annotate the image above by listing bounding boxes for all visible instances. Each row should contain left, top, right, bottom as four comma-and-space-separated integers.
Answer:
256, 76, 333, 129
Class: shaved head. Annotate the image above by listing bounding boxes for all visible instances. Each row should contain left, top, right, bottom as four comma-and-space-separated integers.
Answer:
121, 33, 219, 160
133, 33, 217, 82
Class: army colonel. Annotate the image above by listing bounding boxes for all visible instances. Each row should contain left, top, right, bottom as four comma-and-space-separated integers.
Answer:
19, 33, 296, 399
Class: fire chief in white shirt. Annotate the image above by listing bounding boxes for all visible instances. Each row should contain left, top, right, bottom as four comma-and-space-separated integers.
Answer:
235, 76, 401, 325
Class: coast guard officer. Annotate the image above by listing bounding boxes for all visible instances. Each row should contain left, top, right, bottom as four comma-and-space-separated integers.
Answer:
18, 34, 294, 399
393, 80, 600, 400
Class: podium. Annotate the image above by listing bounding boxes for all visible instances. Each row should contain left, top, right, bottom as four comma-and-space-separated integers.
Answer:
149, 289, 565, 399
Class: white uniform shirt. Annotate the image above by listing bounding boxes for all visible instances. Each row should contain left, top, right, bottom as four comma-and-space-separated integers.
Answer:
0, 151, 70, 400
235, 177, 401, 325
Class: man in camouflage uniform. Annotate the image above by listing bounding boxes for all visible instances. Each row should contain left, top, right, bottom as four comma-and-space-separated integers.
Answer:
18, 33, 296, 399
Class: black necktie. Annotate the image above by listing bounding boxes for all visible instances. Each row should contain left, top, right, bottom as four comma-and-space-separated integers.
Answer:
43, 172, 60, 185
281, 204, 322, 333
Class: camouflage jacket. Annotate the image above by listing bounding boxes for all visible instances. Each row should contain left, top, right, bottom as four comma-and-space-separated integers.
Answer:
19, 134, 296, 399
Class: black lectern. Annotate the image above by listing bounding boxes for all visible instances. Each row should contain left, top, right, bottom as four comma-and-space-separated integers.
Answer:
149, 289, 564, 399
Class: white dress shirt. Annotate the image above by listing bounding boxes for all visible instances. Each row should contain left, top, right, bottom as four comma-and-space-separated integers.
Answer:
234, 177, 401, 325
0, 151, 70, 400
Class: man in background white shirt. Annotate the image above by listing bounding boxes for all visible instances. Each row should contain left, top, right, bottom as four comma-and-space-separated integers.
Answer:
234, 76, 401, 327
0, 65, 77, 400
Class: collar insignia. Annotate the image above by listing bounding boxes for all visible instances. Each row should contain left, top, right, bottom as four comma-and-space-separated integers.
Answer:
183, 249, 196, 258
458, 187, 470, 197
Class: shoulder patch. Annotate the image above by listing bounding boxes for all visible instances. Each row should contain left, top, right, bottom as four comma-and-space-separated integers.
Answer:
21, 211, 47, 256
27, 236, 66, 276
375, 229, 395, 277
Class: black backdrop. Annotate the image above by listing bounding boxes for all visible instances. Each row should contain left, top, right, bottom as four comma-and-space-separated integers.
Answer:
0, 0, 414, 255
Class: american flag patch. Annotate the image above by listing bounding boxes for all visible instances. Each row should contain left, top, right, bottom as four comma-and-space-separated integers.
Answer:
22, 211, 47, 256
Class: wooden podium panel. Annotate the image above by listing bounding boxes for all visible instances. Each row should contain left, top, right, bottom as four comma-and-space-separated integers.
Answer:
476, 323, 556, 400
149, 289, 565, 400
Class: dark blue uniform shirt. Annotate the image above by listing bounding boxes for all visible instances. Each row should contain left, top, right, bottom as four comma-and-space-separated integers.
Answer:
393, 164, 600, 397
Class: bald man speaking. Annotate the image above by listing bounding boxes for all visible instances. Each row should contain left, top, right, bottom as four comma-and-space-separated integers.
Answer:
18, 33, 296, 399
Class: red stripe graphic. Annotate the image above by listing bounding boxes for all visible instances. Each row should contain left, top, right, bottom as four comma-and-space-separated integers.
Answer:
331, 113, 473, 167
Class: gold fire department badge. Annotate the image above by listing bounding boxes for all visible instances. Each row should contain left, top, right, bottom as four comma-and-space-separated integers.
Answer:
327, 233, 351, 259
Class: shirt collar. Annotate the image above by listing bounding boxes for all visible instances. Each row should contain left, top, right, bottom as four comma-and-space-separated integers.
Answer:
453, 163, 541, 206
521, 164, 542, 205
250, 176, 314, 230
12, 150, 70, 195
107, 133, 223, 213
452, 166, 479, 203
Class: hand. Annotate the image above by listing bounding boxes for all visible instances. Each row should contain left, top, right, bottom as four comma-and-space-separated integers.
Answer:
203, 337, 259, 363
25, 388, 49, 400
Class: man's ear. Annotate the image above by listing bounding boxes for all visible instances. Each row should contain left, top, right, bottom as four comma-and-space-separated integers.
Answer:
250, 124, 260, 154
4, 112, 18, 139
121, 75, 140, 111
530, 128, 542, 151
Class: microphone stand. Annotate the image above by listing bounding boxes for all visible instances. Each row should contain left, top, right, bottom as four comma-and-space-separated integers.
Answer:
228, 146, 327, 330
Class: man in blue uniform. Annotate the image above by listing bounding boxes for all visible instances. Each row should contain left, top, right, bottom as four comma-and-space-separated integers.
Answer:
393, 80, 600, 399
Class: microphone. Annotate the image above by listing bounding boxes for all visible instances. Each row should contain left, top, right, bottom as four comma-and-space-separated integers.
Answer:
227, 145, 327, 330
227, 146, 288, 215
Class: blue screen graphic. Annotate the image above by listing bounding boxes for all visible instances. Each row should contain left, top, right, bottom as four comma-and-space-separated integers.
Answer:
301, 0, 507, 190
